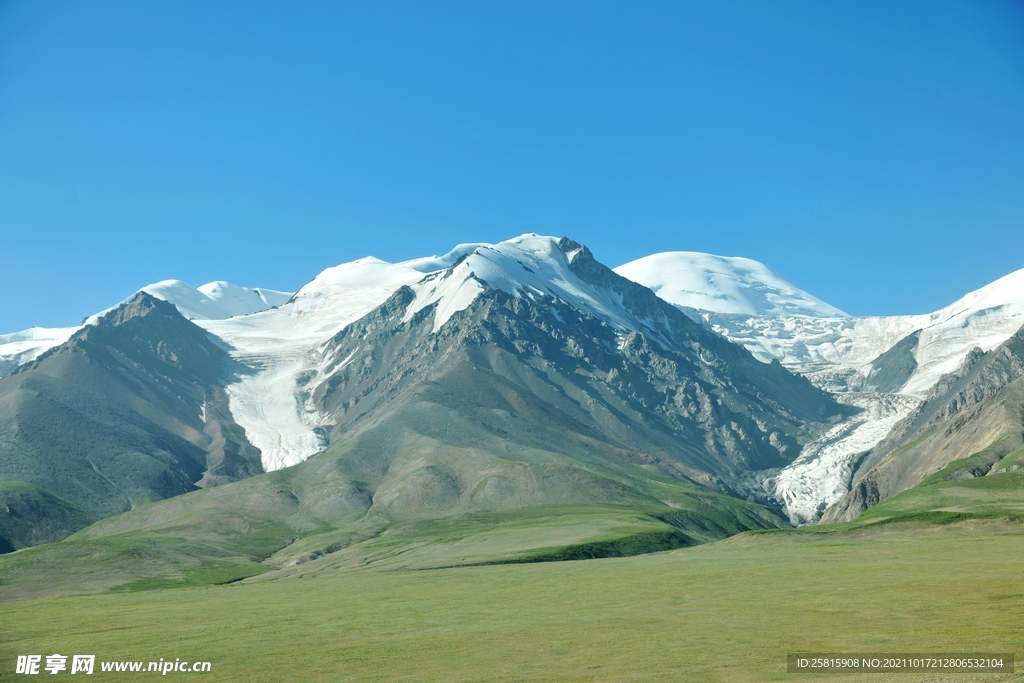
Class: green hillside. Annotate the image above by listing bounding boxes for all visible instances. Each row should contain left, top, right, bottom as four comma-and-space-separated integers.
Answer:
2, 518, 1021, 682
0, 435, 787, 601
860, 462, 1024, 528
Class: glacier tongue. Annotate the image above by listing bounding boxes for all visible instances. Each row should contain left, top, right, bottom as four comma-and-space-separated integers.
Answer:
770, 392, 919, 525
705, 294, 1024, 523
198, 257, 426, 471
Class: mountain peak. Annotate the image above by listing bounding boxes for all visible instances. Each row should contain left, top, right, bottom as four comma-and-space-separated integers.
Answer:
400, 234, 666, 335
139, 279, 292, 320
614, 251, 847, 318
94, 290, 177, 326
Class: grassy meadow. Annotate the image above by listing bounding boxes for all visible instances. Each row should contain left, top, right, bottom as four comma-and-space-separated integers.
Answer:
3, 518, 1023, 683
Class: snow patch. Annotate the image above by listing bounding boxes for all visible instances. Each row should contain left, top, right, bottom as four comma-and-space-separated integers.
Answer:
140, 280, 294, 321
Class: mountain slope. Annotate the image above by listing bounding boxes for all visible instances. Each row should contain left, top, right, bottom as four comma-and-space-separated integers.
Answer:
822, 323, 1024, 522
0, 293, 262, 547
302, 237, 847, 513
618, 253, 1024, 524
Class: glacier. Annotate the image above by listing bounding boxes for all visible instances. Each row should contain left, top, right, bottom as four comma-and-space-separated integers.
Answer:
198, 258, 426, 471
207, 234, 727, 471
618, 255, 1024, 524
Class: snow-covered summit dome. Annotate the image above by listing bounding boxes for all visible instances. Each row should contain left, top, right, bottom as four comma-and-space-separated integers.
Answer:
614, 251, 847, 318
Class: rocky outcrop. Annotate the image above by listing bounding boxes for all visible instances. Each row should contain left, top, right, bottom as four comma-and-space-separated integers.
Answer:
822, 323, 1024, 522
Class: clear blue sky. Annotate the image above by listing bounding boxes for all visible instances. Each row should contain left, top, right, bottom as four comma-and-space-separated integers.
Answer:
2, 0, 1022, 330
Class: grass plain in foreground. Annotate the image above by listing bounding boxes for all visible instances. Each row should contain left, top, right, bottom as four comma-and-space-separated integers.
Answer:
2, 519, 1023, 682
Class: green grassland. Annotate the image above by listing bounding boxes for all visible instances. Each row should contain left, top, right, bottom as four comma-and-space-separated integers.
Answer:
2, 518, 1023, 683
4, 440, 1024, 681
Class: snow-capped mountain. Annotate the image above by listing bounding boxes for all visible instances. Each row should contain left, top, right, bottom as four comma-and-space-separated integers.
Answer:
203, 236, 619, 471
616, 253, 1024, 524
614, 252, 847, 317
0, 280, 294, 379
4, 234, 1022, 532
615, 253, 1024, 397
198, 234, 825, 472
2, 235, 846, 550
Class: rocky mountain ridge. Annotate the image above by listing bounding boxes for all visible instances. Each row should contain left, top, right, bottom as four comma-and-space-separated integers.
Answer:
1, 236, 846, 551
2, 234, 1022, 541
0, 293, 262, 547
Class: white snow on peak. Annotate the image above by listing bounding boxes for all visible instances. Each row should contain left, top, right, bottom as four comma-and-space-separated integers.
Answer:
704, 267, 1024, 398
199, 281, 292, 313
0, 280, 294, 378
0, 325, 81, 377
400, 242, 489, 273
928, 267, 1024, 324
614, 251, 848, 318
402, 233, 674, 338
141, 280, 293, 321
0, 326, 79, 345
198, 257, 426, 471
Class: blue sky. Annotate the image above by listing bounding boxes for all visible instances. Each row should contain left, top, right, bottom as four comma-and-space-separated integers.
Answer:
1, 0, 1022, 330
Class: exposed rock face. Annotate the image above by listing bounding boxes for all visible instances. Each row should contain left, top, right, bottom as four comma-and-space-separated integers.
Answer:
301, 240, 846, 516
0, 293, 262, 545
864, 330, 921, 393
822, 324, 1024, 523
